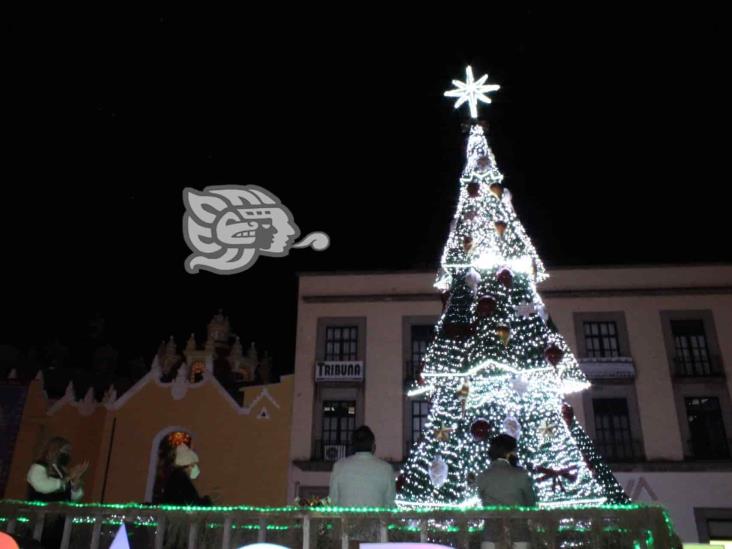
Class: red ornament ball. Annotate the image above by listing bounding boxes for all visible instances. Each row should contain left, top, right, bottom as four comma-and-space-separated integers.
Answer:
470, 418, 492, 442
476, 156, 491, 172
544, 344, 564, 366
489, 183, 504, 198
476, 295, 497, 317
496, 268, 513, 288
467, 182, 480, 198
495, 220, 507, 237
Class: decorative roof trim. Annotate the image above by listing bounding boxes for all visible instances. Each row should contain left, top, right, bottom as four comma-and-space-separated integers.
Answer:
43, 362, 290, 417
302, 286, 732, 304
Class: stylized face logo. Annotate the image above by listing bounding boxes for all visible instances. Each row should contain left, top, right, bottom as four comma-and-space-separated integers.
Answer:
183, 185, 328, 275
214, 207, 296, 252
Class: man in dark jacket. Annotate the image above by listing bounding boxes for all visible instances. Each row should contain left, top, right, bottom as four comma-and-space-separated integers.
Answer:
477, 434, 537, 548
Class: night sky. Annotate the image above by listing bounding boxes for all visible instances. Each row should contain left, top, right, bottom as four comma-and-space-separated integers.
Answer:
4, 7, 730, 376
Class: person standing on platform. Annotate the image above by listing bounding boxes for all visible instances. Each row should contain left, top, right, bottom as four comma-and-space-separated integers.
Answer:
160, 444, 212, 506
477, 434, 537, 549
26, 437, 89, 548
329, 426, 396, 547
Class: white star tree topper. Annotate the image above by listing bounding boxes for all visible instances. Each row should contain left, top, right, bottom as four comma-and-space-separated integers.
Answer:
444, 66, 500, 118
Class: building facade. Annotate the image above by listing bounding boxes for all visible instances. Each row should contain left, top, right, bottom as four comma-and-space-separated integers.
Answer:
288, 264, 732, 544
4, 314, 293, 507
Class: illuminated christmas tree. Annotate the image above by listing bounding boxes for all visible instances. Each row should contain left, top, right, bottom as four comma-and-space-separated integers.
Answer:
397, 67, 628, 506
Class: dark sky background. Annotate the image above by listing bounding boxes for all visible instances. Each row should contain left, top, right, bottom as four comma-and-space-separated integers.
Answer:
3, 7, 730, 376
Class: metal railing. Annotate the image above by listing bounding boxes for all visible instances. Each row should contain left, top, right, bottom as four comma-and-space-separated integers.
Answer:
673, 355, 725, 378
311, 439, 352, 462
0, 500, 680, 549
594, 438, 645, 462
686, 437, 732, 460
577, 356, 636, 380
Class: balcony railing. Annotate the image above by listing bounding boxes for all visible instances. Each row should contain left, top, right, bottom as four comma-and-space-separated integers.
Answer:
686, 437, 732, 460
594, 438, 645, 462
311, 439, 352, 462
673, 355, 725, 378
578, 357, 636, 380
0, 499, 680, 549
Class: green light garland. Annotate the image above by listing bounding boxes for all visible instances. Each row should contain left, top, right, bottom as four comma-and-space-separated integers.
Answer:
0, 500, 678, 545
0, 499, 668, 514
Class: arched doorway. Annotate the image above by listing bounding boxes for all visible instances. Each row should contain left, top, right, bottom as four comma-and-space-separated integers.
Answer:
144, 426, 195, 503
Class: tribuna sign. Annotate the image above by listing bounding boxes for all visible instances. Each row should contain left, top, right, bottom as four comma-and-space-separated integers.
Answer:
315, 361, 364, 382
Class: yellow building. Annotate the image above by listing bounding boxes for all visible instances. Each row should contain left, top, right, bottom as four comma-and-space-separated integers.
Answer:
3, 318, 293, 506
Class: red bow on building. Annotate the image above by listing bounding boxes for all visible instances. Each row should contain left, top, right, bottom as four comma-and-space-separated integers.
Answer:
535, 465, 578, 493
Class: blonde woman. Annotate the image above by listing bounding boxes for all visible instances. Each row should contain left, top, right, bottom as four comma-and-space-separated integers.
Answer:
27, 437, 88, 548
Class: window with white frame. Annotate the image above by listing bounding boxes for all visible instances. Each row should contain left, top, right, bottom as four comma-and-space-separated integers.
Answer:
319, 400, 356, 461
672, 320, 713, 376
685, 396, 730, 459
592, 398, 637, 461
410, 400, 431, 444
583, 321, 620, 358
407, 325, 432, 380
324, 326, 358, 361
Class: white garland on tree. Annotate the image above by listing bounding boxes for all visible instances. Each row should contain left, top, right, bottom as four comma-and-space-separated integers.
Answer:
397, 67, 617, 509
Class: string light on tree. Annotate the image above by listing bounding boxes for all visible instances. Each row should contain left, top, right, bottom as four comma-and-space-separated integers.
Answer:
8, 497, 657, 514
397, 66, 629, 508
511, 376, 530, 396
434, 424, 454, 442
537, 419, 558, 445
516, 301, 538, 319
429, 457, 449, 487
